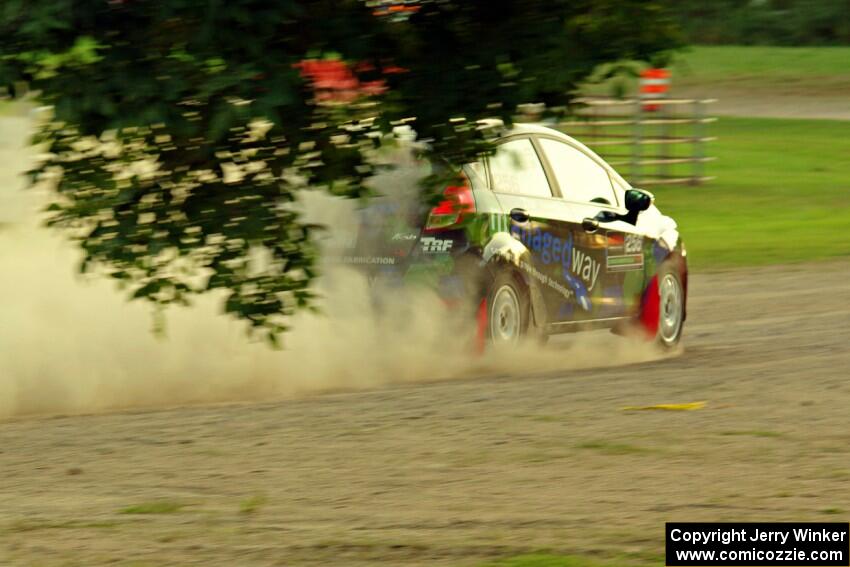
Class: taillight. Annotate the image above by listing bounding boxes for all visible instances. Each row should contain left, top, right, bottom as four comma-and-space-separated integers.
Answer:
425, 182, 475, 231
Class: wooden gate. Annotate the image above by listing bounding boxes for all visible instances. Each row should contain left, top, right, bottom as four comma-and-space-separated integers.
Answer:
560, 97, 717, 187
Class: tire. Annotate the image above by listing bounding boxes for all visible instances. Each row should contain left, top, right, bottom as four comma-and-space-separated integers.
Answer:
655, 263, 685, 349
486, 271, 530, 347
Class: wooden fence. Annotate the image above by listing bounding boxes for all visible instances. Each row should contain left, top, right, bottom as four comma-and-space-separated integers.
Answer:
560, 97, 717, 187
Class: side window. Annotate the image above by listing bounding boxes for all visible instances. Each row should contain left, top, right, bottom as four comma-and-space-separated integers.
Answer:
488, 139, 552, 198
539, 138, 617, 205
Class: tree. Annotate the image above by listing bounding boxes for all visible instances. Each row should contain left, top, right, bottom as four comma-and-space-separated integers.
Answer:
0, 0, 681, 342
670, 0, 850, 45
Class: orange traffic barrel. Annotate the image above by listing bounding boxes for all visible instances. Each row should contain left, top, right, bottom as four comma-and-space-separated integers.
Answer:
639, 68, 670, 112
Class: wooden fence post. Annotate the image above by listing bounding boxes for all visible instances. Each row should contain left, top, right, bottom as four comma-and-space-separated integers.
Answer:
631, 98, 642, 186
693, 99, 704, 185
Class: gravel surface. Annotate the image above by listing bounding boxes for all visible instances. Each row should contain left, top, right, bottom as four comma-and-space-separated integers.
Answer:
2, 261, 848, 566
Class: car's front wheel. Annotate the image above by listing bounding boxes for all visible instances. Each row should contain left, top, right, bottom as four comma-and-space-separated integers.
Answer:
656, 267, 685, 348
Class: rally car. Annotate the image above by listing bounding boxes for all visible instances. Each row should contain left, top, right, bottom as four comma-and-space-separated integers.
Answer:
337, 123, 687, 349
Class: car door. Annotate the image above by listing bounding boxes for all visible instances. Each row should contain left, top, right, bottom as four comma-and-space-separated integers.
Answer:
535, 136, 647, 322
485, 138, 553, 246
487, 137, 591, 324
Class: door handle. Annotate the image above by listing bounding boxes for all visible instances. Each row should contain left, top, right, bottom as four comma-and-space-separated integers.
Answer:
509, 208, 530, 223
582, 217, 600, 233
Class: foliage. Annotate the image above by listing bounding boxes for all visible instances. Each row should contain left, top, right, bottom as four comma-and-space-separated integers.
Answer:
672, 0, 850, 46
0, 0, 681, 341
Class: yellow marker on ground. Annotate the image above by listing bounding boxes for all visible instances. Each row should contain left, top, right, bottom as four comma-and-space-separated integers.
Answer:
621, 401, 707, 411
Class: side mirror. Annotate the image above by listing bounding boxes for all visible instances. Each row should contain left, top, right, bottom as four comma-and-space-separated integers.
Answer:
591, 190, 653, 227
625, 189, 652, 213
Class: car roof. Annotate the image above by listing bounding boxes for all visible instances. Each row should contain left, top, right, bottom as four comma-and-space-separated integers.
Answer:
479, 119, 596, 156
502, 122, 569, 138
393, 120, 592, 155
478, 119, 632, 190
388, 120, 628, 187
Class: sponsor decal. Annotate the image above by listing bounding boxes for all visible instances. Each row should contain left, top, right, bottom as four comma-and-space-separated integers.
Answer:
489, 214, 510, 234
607, 254, 644, 272
625, 233, 643, 254
511, 226, 601, 292
564, 272, 592, 311
420, 236, 453, 253
607, 231, 644, 272
392, 232, 418, 241
570, 248, 601, 292
519, 259, 574, 301
609, 231, 643, 254
341, 256, 396, 265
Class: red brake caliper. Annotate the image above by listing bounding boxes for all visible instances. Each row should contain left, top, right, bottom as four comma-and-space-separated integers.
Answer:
639, 275, 660, 339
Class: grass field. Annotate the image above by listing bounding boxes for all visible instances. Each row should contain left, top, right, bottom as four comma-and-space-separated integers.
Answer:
564, 114, 850, 270
670, 46, 850, 93
573, 45, 850, 270
648, 116, 850, 270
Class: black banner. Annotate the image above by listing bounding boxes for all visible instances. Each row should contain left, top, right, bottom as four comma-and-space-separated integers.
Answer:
666, 522, 849, 566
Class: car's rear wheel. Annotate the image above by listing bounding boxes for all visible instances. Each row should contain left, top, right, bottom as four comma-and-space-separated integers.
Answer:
487, 272, 529, 347
656, 267, 684, 348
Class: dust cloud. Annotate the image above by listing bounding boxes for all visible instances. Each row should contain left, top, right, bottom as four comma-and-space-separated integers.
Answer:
0, 114, 663, 420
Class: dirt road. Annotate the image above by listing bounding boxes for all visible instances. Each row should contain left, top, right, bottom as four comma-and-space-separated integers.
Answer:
673, 85, 850, 121
2, 260, 848, 566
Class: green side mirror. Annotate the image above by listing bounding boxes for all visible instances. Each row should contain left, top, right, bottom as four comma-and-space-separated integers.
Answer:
625, 189, 652, 213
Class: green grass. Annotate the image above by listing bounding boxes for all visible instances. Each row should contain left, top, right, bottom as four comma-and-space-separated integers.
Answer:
6, 518, 120, 532
575, 441, 653, 455
585, 45, 850, 97
239, 494, 268, 514
721, 430, 784, 438
648, 116, 850, 269
119, 500, 187, 515
562, 109, 850, 269
670, 46, 850, 92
